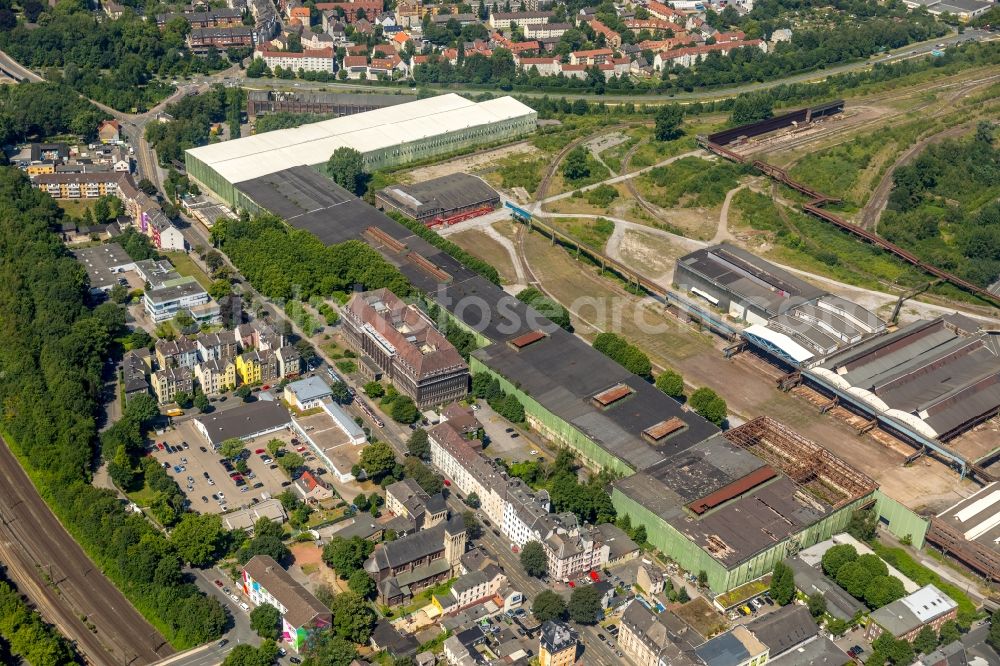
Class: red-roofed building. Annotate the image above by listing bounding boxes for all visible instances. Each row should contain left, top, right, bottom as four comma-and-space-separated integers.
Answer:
508, 40, 541, 54
373, 43, 395, 56
646, 0, 684, 21
624, 17, 685, 33
315, 0, 381, 22
98, 120, 120, 144
517, 56, 560, 75
295, 470, 334, 502
342, 289, 469, 408
343, 54, 369, 78
714, 30, 747, 42
588, 19, 621, 48
654, 39, 766, 69
289, 6, 311, 23
347, 44, 369, 55
569, 48, 613, 65
368, 54, 406, 77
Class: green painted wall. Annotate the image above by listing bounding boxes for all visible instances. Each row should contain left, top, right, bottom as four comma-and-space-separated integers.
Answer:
875, 490, 928, 548
612, 486, 878, 593
469, 356, 634, 477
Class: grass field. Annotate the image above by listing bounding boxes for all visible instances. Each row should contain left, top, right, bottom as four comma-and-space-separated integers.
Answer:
638, 156, 746, 209
164, 251, 212, 289
447, 228, 519, 284
729, 189, 924, 291
57, 199, 99, 219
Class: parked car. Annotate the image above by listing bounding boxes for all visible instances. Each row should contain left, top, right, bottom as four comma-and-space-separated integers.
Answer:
199, 446, 208, 453
253, 482, 264, 489
214, 579, 223, 587
173, 465, 182, 473
156, 442, 165, 451
255, 448, 265, 454
201, 496, 209, 503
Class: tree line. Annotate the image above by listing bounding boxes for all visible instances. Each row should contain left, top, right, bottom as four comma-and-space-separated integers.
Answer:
882, 124, 1000, 288
0, 2, 228, 112
0, 167, 224, 648
0, 569, 80, 666
0, 82, 106, 148
145, 84, 243, 167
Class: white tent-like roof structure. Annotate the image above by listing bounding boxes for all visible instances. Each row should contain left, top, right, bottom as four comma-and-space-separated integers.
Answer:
186, 94, 535, 185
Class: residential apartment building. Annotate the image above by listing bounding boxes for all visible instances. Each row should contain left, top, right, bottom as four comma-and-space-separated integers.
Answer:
489, 10, 554, 28
156, 8, 243, 28
122, 349, 151, 402
523, 22, 571, 38
196, 330, 240, 362
236, 349, 279, 385
237, 321, 285, 352
431, 565, 506, 615
144, 277, 216, 324
569, 48, 613, 65
276, 345, 301, 378
152, 367, 194, 404
155, 338, 200, 369
188, 26, 255, 53
255, 46, 336, 72
342, 289, 469, 408
314, 0, 382, 22
539, 621, 577, 666
33, 172, 126, 199
385, 478, 447, 530
587, 19, 621, 48
242, 555, 332, 652
654, 39, 767, 69
294, 470, 334, 502
429, 420, 608, 581
195, 357, 237, 395
619, 602, 697, 666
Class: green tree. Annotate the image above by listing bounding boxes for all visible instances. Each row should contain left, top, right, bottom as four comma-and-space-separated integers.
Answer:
249, 603, 280, 640
348, 570, 376, 599
329, 381, 351, 404
729, 92, 774, 125
835, 560, 872, 599
170, 513, 225, 566
329, 591, 376, 643
236, 385, 253, 401
407, 428, 429, 459
208, 279, 231, 301
403, 457, 443, 495
769, 562, 795, 605
174, 390, 193, 409
327, 147, 365, 195
278, 451, 305, 476
568, 585, 601, 624
912, 625, 938, 656
302, 630, 357, 666
465, 492, 480, 509
938, 619, 961, 645
688, 387, 727, 425
847, 508, 878, 542
654, 104, 684, 141
194, 392, 211, 412
864, 575, 905, 609
220, 437, 246, 459
462, 510, 482, 539
989, 609, 1000, 651
363, 381, 384, 398
655, 369, 685, 399
562, 146, 590, 182
806, 592, 826, 618
266, 439, 283, 456
821, 544, 858, 577
520, 541, 547, 578
322, 536, 374, 578
110, 282, 130, 304
532, 590, 567, 621
390, 395, 419, 424
359, 441, 396, 479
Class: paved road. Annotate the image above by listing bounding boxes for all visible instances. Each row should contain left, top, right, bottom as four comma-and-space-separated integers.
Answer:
0, 436, 173, 666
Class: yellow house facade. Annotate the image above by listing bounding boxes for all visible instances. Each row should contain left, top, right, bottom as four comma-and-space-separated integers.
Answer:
236, 352, 262, 385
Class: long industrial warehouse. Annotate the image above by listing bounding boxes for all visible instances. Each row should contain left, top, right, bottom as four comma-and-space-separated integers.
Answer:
184, 93, 537, 209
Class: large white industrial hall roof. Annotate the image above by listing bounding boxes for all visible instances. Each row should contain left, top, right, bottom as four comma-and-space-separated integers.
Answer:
186, 94, 534, 185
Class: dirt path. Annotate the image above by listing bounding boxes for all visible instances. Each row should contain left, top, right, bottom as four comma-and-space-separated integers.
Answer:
859, 122, 975, 230
440, 213, 528, 286
533, 150, 705, 209
712, 184, 747, 244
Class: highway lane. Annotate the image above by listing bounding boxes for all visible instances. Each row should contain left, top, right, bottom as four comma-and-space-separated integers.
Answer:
0, 436, 173, 666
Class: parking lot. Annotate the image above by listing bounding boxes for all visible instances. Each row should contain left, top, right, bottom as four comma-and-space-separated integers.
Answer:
149, 420, 300, 514
474, 401, 553, 464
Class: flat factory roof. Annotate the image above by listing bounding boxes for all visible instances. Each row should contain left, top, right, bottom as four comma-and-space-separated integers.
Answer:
236, 166, 544, 342
376, 173, 499, 218
677, 244, 825, 316
472, 326, 719, 471
187, 94, 535, 185
73, 243, 134, 289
